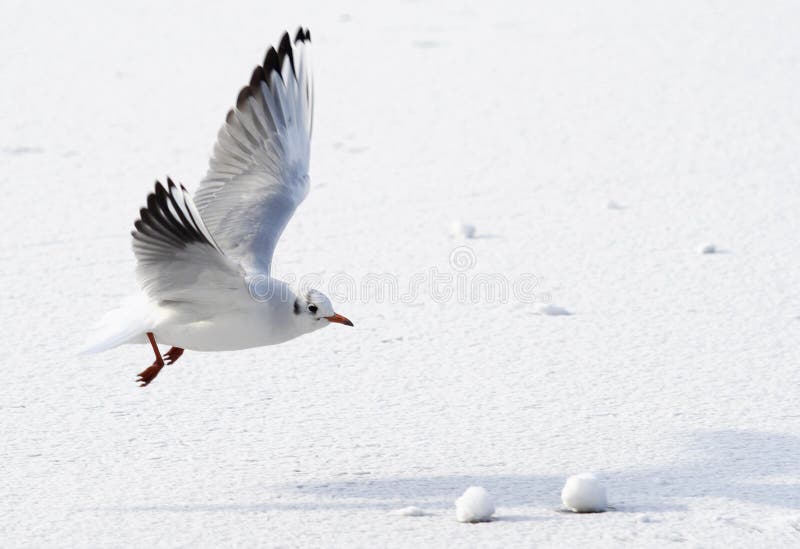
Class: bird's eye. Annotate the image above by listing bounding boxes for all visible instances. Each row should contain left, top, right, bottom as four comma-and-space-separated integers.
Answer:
308, 304, 318, 314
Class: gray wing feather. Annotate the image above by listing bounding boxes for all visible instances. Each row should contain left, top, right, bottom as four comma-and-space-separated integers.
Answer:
194, 29, 313, 274
132, 179, 245, 305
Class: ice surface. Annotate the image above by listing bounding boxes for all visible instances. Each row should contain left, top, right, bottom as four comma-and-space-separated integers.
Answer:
3, 1, 800, 547
561, 473, 608, 513
455, 487, 495, 523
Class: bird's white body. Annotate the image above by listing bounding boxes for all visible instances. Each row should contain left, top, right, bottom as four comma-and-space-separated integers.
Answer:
148, 285, 306, 352
85, 278, 336, 354
82, 29, 353, 374
119, 279, 325, 352
153, 302, 293, 352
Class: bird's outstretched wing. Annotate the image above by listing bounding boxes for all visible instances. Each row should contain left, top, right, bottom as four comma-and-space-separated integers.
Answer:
194, 28, 313, 275
132, 179, 245, 305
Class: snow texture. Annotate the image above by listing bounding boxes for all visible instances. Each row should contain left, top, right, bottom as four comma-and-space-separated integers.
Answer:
3, 1, 800, 547
455, 487, 495, 523
561, 473, 608, 513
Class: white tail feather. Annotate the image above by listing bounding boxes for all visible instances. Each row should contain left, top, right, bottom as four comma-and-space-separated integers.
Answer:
80, 295, 156, 354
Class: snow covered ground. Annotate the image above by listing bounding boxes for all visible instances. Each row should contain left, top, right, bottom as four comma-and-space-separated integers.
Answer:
2, 0, 800, 546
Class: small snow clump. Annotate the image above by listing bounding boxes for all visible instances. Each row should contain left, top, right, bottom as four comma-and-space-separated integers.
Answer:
698, 243, 717, 254
449, 220, 476, 239
455, 486, 495, 523
539, 304, 571, 316
388, 506, 426, 517
561, 473, 607, 513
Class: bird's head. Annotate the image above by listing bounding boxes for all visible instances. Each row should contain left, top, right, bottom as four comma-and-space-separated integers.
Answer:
294, 288, 353, 330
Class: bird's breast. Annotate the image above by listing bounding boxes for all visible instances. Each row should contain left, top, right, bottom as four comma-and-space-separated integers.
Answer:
153, 300, 299, 351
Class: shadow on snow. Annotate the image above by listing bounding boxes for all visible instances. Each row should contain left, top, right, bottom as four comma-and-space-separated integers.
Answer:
98, 429, 800, 514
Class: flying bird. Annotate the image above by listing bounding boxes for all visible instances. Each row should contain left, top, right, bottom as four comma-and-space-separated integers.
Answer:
83, 28, 353, 386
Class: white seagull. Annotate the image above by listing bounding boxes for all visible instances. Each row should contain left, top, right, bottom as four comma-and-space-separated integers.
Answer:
84, 28, 353, 386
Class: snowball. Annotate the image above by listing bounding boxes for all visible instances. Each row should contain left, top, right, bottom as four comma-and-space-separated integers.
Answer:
561, 473, 607, 513
606, 200, 623, 210
455, 486, 495, 523
388, 506, 426, 517
449, 220, 476, 239
698, 243, 717, 254
539, 304, 571, 316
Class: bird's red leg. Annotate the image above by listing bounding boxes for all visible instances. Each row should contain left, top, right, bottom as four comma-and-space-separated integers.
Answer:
163, 347, 184, 365
136, 332, 165, 387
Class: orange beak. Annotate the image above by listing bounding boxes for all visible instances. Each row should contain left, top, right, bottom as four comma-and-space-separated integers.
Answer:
325, 313, 354, 327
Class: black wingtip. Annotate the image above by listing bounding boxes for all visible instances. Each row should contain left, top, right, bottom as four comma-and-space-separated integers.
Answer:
278, 31, 291, 55
132, 177, 212, 254
263, 47, 280, 76
249, 66, 265, 89
154, 180, 168, 200
277, 31, 295, 75
293, 27, 311, 43
236, 86, 250, 110
153, 180, 165, 196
